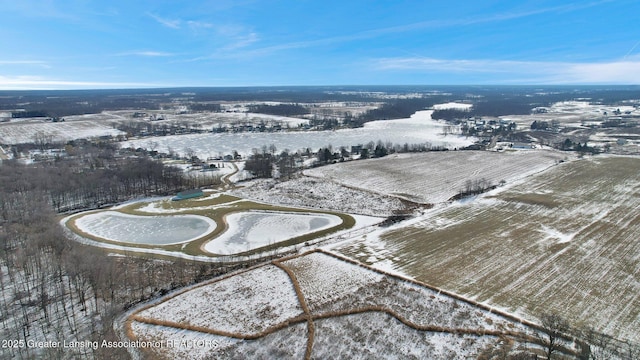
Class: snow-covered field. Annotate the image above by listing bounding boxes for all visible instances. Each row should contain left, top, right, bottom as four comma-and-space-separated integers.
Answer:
126, 251, 544, 359
139, 110, 311, 128
305, 149, 569, 204
336, 156, 640, 342
122, 110, 475, 158
283, 252, 385, 310
501, 100, 640, 129
433, 102, 473, 110
73, 211, 216, 245
0, 110, 309, 145
0, 119, 124, 144
134, 264, 302, 334
203, 211, 342, 255
231, 176, 409, 216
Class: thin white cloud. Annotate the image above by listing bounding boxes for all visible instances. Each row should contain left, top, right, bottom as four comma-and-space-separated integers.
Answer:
223, 32, 259, 51
373, 56, 640, 84
187, 20, 213, 30
0, 75, 159, 90
624, 41, 640, 59
0, 60, 51, 68
175, 25, 260, 62
375, 57, 545, 73
0, 0, 78, 20
216, 0, 616, 58
147, 12, 181, 29
115, 51, 175, 57
561, 60, 640, 84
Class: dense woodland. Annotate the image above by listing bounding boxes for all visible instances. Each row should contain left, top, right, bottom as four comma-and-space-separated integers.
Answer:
2, 143, 220, 213
0, 147, 248, 359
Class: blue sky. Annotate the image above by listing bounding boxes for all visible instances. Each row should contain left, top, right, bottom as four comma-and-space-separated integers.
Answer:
1, 0, 639, 89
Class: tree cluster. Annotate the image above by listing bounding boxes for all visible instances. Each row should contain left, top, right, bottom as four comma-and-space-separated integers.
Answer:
448, 178, 496, 201
528, 119, 559, 132
558, 139, 600, 154
244, 152, 275, 178
244, 145, 302, 179
533, 312, 640, 360
3, 158, 185, 214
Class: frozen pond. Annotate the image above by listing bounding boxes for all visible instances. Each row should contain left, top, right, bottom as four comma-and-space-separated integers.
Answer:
122, 110, 475, 158
74, 211, 217, 245
204, 211, 342, 255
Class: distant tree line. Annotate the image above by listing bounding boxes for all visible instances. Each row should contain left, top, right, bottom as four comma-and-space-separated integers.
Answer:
3, 86, 639, 121
8, 100, 160, 118
247, 103, 309, 117
116, 120, 208, 137
11, 110, 49, 118
354, 98, 442, 126
189, 103, 222, 112
243, 140, 451, 179
432, 100, 536, 122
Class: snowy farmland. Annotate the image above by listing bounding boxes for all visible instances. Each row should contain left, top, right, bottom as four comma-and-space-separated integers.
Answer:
305, 149, 569, 204
126, 250, 552, 359
0, 119, 124, 144
122, 110, 475, 158
335, 156, 640, 342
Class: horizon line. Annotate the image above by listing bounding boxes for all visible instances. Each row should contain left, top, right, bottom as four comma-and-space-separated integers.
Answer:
1, 84, 640, 92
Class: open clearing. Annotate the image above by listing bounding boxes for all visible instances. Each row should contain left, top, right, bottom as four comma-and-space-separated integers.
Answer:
335, 156, 640, 342
126, 250, 560, 359
305, 149, 569, 203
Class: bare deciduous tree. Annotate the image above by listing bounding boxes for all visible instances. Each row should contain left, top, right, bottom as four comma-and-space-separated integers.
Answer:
538, 312, 570, 359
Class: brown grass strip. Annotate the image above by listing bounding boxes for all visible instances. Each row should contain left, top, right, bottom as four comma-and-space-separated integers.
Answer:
272, 260, 315, 360
131, 313, 309, 340
124, 317, 159, 359
311, 306, 527, 338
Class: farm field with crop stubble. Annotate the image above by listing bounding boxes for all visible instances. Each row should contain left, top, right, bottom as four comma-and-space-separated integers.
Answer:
336, 156, 640, 342
305, 150, 568, 203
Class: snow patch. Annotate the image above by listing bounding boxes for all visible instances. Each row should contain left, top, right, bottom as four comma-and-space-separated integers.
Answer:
74, 211, 216, 245
203, 211, 342, 255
